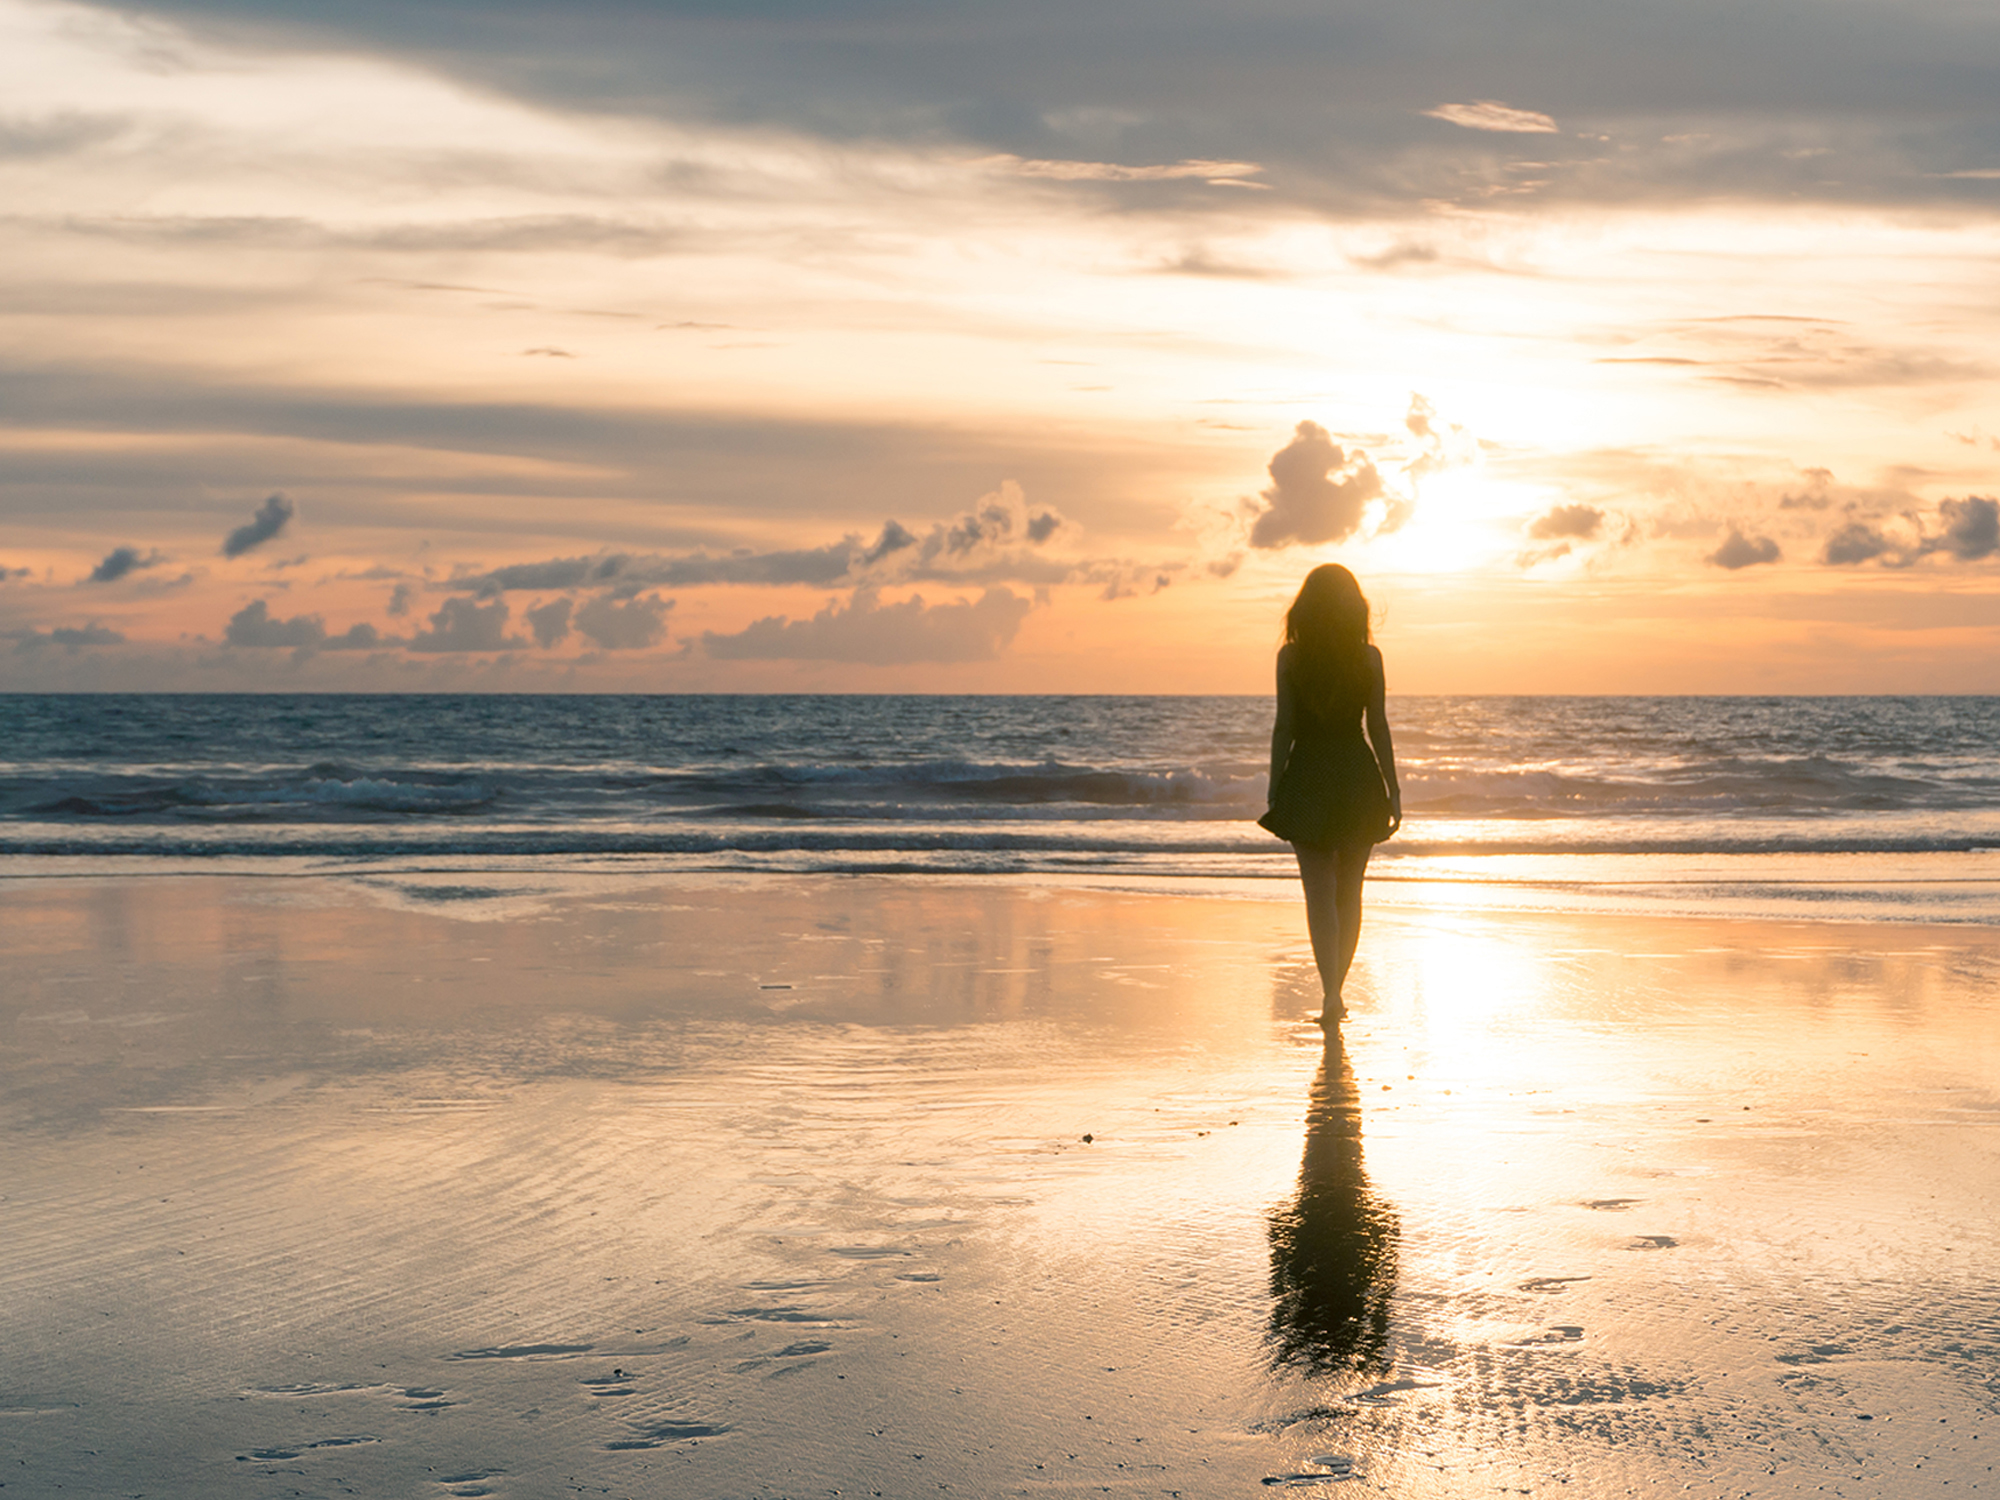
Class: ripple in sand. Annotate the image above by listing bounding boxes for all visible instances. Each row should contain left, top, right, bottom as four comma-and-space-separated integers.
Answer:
1344, 1377, 1442, 1406
235, 1435, 381, 1462
606, 1418, 730, 1450
705, 1305, 839, 1324
244, 1381, 380, 1397
1506, 1325, 1586, 1347
443, 1342, 592, 1361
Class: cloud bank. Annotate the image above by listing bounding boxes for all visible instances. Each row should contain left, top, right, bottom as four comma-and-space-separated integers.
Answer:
703, 587, 1033, 664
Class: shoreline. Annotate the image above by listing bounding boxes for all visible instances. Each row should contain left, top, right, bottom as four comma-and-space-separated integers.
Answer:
6, 849, 2000, 929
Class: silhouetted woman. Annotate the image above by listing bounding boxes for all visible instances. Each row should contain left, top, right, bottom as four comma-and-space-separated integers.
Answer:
1266, 1033, 1400, 1376
1258, 564, 1401, 1022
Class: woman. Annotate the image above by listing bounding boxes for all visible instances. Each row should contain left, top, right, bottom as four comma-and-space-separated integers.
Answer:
1258, 565, 1401, 1022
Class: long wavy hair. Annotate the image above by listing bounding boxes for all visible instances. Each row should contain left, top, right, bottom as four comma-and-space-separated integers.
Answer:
1282, 564, 1372, 711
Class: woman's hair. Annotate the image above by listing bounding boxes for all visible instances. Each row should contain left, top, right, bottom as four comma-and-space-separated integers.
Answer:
1282, 564, 1372, 708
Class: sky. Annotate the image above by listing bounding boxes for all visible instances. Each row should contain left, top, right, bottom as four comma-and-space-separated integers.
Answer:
2, 0, 1998, 693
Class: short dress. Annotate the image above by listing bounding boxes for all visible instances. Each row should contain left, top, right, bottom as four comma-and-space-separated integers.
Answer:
1257, 677, 1394, 850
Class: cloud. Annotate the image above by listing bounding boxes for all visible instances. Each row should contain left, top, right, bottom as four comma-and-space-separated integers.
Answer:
1923, 495, 1999, 561
1247, 422, 1387, 549
387, 581, 416, 616
85, 545, 164, 583
0, 110, 132, 160
78, 0, 2000, 218
452, 485, 1071, 598
574, 592, 671, 649
15, 622, 125, 652
331, 622, 383, 650
1820, 495, 1995, 566
1777, 467, 1835, 510
221, 494, 296, 558
224, 598, 382, 651
1423, 101, 1559, 134
703, 586, 1032, 664
407, 597, 523, 652
1400, 395, 1476, 520
1706, 530, 1782, 569
980, 155, 1263, 185
525, 597, 573, 647
1821, 521, 1898, 566
1528, 504, 1604, 540
225, 598, 323, 648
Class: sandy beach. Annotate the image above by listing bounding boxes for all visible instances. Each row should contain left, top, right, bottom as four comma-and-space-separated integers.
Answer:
3, 871, 1996, 1498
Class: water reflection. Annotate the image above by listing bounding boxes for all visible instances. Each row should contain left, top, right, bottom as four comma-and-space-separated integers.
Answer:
1266, 1035, 1400, 1376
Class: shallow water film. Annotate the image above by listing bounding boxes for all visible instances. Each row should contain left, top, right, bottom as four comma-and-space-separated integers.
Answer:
3, 872, 1997, 1496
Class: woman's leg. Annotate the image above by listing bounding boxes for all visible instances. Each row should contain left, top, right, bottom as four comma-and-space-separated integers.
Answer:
1294, 843, 1344, 1015
1331, 840, 1373, 994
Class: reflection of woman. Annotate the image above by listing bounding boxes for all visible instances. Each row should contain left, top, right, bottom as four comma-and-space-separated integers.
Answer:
1266, 1036, 1399, 1377
1258, 565, 1401, 1022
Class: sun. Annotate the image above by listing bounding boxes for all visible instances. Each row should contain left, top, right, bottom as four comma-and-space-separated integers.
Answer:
1363, 469, 1540, 576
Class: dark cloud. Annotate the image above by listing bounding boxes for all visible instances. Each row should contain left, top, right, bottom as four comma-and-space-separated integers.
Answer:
458, 540, 858, 595
387, 581, 416, 616
85, 545, 164, 583
1248, 421, 1386, 549
525, 596, 572, 646
52, 212, 689, 258
1924, 495, 1999, 561
1819, 495, 1995, 567
0, 362, 1151, 537
15, 622, 125, 652
703, 586, 1032, 663
1706, 530, 1781, 570
453, 487, 1072, 598
408, 597, 523, 652
1821, 521, 1897, 566
0, 111, 131, 160
330, 622, 383, 649
114, 0, 2000, 215
221, 493, 296, 558
224, 598, 383, 651
575, 591, 671, 649
1527, 504, 1603, 540
225, 598, 323, 648
860, 519, 917, 566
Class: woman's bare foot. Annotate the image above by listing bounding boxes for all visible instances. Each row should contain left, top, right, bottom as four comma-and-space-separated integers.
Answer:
1313, 996, 1346, 1025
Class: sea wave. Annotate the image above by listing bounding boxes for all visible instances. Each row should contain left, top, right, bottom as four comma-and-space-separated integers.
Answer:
4, 694, 1999, 873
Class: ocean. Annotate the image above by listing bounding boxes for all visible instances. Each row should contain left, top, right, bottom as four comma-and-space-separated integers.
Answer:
4, 693, 1999, 921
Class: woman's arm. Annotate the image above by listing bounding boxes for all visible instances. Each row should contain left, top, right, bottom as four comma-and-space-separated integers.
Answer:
1268, 645, 1296, 805
1363, 645, 1402, 835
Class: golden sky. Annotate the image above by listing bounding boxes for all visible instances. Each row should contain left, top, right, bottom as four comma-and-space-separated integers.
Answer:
3, 0, 1998, 692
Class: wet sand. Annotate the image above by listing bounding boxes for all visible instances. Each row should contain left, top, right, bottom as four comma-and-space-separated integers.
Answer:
2, 872, 1996, 1498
